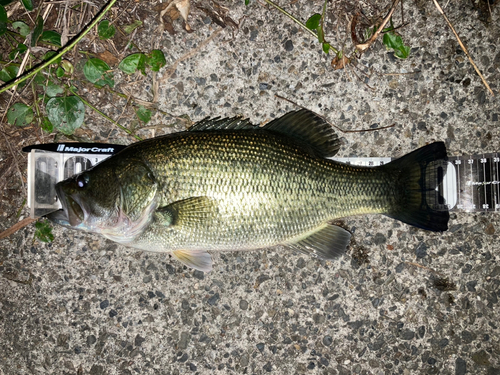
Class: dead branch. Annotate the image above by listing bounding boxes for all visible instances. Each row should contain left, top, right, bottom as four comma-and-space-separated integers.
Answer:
431, 0, 494, 96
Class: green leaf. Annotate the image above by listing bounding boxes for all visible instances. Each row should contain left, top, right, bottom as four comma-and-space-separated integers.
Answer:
148, 49, 166, 72
94, 72, 114, 88
34, 220, 54, 242
0, 0, 16, 6
21, 0, 33, 11
40, 30, 61, 46
98, 19, 115, 40
118, 53, 147, 75
40, 117, 54, 133
306, 13, 321, 31
383, 32, 410, 59
322, 42, 330, 54
122, 20, 142, 34
0, 65, 19, 82
34, 72, 45, 84
45, 80, 64, 97
83, 58, 110, 83
43, 50, 62, 64
245, 0, 249, 4
31, 16, 43, 47
135, 105, 152, 123
9, 43, 28, 60
56, 66, 64, 77
0, 5, 6, 37
12, 21, 30, 37
60, 60, 74, 75
46, 96, 85, 135
7, 103, 34, 126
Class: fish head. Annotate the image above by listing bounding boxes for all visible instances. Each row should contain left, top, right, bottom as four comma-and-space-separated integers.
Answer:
48, 159, 158, 242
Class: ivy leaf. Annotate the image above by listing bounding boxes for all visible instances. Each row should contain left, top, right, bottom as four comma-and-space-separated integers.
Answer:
12, 21, 30, 36
94, 72, 114, 88
98, 19, 115, 40
56, 66, 64, 78
122, 20, 142, 34
39, 30, 61, 46
7, 103, 34, 126
61, 60, 74, 75
21, 0, 33, 11
46, 96, 85, 135
45, 80, 64, 97
306, 13, 321, 31
34, 220, 54, 242
41, 117, 54, 133
83, 58, 110, 83
135, 105, 152, 123
148, 49, 166, 72
43, 50, 62, 64
0, 65, 19, 82
31, 16, 43, 46
118, 53, 147, 75
322, 42, 330, 54
383, 32, 410, 59
34, 72, 45, 85
9, 43, 28, 60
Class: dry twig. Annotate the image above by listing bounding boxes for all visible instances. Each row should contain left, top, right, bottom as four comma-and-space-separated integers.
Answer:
431, 0, 494, 96
356, 0, 400, 53
0, 217, 36, 240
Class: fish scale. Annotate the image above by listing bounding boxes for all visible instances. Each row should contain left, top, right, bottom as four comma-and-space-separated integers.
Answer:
124, 130, 394, 250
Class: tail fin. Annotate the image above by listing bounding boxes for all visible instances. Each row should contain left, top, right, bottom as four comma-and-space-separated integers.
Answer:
384, 142, 449, 232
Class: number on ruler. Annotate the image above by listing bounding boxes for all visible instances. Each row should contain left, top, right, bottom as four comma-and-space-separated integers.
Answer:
468, 159, 474, 164
481, 158, 487, 163
455, 159, 462, 165
494, 157, 500, 163
483, 204, 490, 209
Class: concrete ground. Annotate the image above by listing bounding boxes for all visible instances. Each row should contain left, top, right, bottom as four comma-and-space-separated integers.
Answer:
1, 0, 499, 374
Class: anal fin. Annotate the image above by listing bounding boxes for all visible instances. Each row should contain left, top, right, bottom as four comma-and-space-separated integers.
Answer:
286, 224, 351, 260
172, 249, 213, 272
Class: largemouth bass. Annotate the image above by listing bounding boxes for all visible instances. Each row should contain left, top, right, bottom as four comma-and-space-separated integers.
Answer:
47, 110, 449, 271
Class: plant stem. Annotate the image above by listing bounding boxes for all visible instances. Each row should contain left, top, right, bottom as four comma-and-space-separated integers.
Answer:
69, 87, 142, 141
261, 0, 338, 54
0, 0, 117, 94
261, 0, 318, 40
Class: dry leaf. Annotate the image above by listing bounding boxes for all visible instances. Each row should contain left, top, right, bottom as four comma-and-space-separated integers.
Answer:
96, 50, 119, 66
161, 0, 191, 32
331, 54, 349, 70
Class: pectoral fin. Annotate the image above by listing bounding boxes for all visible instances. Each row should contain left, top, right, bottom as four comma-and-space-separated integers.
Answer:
156, 196, 218, 227
172, 249, 213, 272
286, 224, 351, 260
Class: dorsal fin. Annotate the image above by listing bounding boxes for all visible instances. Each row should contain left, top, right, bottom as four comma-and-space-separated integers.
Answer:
188, 116, 255, 131
264, 109, 341, 158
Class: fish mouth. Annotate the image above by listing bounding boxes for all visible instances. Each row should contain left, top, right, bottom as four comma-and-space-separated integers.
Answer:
51, 183, 85, 227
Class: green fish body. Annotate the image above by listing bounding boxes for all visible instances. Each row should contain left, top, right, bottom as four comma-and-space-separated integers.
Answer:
48, 110, 449, 271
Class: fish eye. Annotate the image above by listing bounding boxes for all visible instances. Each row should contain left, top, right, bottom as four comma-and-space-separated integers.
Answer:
76, 173, 89, 189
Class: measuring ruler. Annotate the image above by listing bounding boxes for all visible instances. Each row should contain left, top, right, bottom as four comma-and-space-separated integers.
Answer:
332, 154, 500, 213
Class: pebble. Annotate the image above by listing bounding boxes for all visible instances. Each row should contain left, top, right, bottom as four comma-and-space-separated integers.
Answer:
322, 336, 333, 346
284, 40, 294, 51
